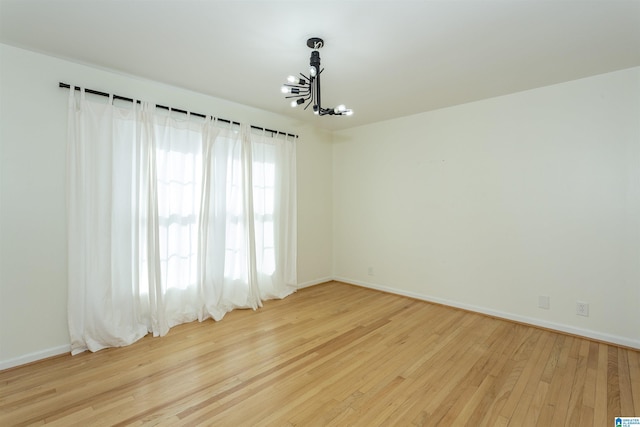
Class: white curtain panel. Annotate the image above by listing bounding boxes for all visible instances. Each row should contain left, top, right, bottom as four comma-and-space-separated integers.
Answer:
67, 88, 297, 354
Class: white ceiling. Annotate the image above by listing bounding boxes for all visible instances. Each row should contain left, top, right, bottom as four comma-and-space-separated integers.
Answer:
1, 0, 639, 131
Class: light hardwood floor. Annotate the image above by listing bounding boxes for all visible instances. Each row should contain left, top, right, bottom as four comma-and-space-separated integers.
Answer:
1, 281, 639, 426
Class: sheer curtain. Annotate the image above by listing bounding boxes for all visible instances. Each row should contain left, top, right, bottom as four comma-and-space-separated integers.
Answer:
67, 88, 297, 354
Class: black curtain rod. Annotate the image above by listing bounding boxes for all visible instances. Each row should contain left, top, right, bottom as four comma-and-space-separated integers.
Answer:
59, 83, 298, 139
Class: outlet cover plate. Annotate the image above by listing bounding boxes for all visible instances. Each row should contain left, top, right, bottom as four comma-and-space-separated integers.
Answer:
538, 295, 550, 310
576, 301, 589, 317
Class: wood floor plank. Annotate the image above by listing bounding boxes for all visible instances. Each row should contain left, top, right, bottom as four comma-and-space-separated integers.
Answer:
565, 340, 591, 423
578, 342, 600, 426
593, 343, 610, 426
608, 346, 622, 419
1, 281, 638, 426
630, 349, 640, 414
619, 348, 635, 416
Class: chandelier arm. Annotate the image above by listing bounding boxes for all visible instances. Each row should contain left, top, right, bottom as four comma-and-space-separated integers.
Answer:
315, 71, 322, 112
284, 87, 310, 96
303, 99, 313, 110
319, 107, 334, 116
285, 92, 310, 100
309, 77, 315, 108
282, 84, 307, 90
313, 68, 325, 111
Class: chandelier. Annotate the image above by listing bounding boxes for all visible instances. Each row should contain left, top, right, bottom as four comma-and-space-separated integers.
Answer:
281, 37, 353, 116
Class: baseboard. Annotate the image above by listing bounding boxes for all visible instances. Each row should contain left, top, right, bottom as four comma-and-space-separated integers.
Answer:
297, 277, 333, 289
334, 276, 640, 350
0, 344, 70, 371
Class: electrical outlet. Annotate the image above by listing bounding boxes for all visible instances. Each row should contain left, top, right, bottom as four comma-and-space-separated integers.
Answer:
538, 295, 550, 310
367, 267, 374, 276
576, 301, 589, 317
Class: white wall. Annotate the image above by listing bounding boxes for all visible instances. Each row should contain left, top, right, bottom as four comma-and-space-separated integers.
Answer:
333, 67, 640, 348
0, 44, 334, 369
